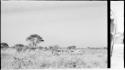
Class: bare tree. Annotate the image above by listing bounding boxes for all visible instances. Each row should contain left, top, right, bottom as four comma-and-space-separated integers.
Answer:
26, 34, 44, 48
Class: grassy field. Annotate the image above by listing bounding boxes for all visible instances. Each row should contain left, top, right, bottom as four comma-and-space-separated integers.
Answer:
1, 47, 107, 69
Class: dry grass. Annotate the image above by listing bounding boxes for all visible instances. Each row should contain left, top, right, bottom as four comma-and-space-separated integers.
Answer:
1, 48, 107, 69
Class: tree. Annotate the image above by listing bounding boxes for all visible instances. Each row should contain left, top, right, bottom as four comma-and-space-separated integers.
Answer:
13, 44, 25, 52
26, 34, 44, 48
48, 45, 61, 55
1, 42, 9, 49
52, 45, 60, 50
49, 45, 60, 51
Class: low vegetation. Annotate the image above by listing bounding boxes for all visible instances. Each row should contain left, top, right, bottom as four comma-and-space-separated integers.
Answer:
1, 34, 107, 69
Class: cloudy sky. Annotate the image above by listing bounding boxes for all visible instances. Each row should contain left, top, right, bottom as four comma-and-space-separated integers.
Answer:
1, 1, 107, 47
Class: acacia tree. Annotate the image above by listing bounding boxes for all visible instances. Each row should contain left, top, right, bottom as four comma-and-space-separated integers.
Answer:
13, 44, 26, 52
26, 34, 44, 48
1, 42, 9, 49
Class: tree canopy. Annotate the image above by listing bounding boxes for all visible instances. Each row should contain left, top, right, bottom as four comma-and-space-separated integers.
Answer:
1, 42, 9, 49
26, 34, 44, 47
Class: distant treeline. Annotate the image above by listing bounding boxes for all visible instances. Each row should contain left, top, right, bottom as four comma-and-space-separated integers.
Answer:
1, 34, 107, 52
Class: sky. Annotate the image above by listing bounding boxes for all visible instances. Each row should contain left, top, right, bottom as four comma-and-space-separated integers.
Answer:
1, 1, 107, 48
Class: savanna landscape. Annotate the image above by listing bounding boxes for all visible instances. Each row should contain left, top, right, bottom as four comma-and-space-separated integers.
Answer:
1, 34, 107, 69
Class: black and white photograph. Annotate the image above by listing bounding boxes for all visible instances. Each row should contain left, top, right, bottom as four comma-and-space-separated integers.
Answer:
1, 1, 107, 69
